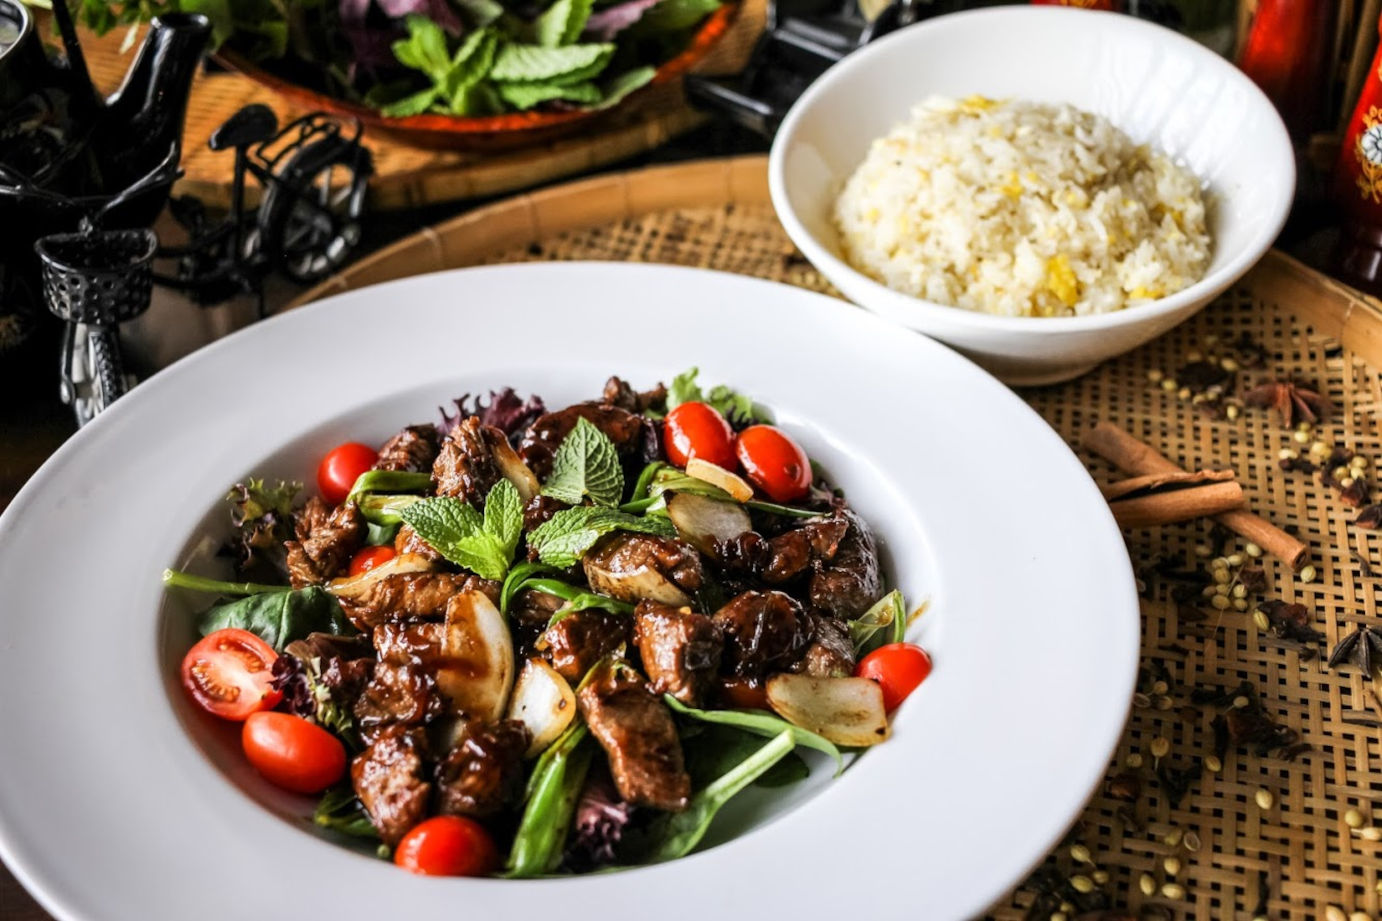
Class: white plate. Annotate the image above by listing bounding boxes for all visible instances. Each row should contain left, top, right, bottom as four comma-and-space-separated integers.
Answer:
0, 264, 1137, 921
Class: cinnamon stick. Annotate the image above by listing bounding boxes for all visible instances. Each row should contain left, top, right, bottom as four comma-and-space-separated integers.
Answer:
1107, 481, 1245, 529
1083, 421, 1310, 570
1100, 469, 1237, 502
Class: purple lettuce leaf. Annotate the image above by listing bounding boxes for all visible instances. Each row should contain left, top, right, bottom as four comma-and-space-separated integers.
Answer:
562, 770, 636, 871
582, 0, 660, 41
440, 388, 547, 442
376, 0, 466, 33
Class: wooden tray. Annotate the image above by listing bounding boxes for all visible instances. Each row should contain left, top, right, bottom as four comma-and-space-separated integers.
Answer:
294, 155, 1382, 921
78, 0, 764, 211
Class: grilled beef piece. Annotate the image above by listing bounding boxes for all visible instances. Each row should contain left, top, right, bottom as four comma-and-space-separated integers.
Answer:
354, 665, 443, 739
374, 621, 444, 666
432, 416, 505, 505
712, 590, 811, 678
717, 515, 849, 584
523, 494, 567, 532
602, 376, 667, 415
393, 523, 443, 562
338, 572, 498, 630
543, 610, 631, 682
517, 403, 646, 479
577, 661, 690, 812
511, 588, 565, 657
791, 616, 855, 678
633, 601, 723, 705
582, 533, 703, 605
375, 424, 441, 473
435, 720, 531, 818
285, 498, 365, 587
352, 726, 431, 846
808, 510, 882, 619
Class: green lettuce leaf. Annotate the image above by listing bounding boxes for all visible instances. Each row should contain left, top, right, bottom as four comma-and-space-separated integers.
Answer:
197, 586, 352, 651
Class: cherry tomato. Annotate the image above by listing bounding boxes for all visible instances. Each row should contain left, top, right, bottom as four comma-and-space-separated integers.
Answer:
394, 816, 499, 877
855, 642, 933, 712
317, 441, 377, 505
349, 545, 396, 576
663, 401, 737, 469
734, 424, 812, 503
180, 628, 282, 721
241, 711, 347, 795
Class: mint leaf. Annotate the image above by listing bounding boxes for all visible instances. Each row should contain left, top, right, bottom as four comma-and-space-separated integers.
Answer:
498, 80, 602, 109
444, 27, 498, 97
381, 87, 439, 117
451, 81, 504, 115
596, 65, 655, 109
535, 0, 594, 47
484, 479, 524, 564
528, 506, 676, 568
541, 416, 624, 507
392, 15, 452, 81
399, 495, 511, 581
490, 43, 615, 83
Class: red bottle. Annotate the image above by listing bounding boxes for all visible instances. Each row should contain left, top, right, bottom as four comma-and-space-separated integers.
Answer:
1333, 14, 1382, 295
1237, 0, 1337, 140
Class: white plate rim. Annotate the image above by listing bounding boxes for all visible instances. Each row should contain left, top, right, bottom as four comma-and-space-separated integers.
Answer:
0, 263, 1138, 921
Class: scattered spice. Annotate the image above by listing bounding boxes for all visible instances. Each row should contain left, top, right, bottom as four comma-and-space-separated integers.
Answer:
1345, 808, 1366, 829
1257, 600, 1326, 650
1255, 788, 1275, 810
1106, 772, 1142, 802
1356, 506, 1382, 530
1156, 762, 1201, 808
1243, 378, 1334, 427
1327, 625, 1382, 679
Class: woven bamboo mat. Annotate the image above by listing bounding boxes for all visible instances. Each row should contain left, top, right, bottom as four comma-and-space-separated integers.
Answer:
76, 0, 762, 211
293, 156, 1382, 920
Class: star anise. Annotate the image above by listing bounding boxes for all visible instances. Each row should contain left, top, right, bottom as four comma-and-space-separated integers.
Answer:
1327, 624, 1382, 679
1242, 378, 1334, 427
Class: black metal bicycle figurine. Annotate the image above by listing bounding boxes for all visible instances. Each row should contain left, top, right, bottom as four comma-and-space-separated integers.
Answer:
25, 105, 373, 425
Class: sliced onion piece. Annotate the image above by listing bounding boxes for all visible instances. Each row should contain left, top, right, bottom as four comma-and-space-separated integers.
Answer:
666, 492, 752, 557
506, 659, 578, 757
491, 435, 541, 502
765, 673, 890, 747
685, 458, 754, 502
435, 590, 516, 723
325, 552, 437, 599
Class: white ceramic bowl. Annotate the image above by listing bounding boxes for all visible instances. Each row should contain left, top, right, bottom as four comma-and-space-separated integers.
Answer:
769, 6, 1295, 385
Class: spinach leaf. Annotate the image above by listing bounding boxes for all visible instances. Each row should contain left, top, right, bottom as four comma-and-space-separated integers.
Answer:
541, 416, 624, 508
507, 723, 592, 877
685, 725, 810, 790
645, 730, 793, 862
528, 506, 676, 568
197, 586, 352, 651
397, 481, 523, 580
664, 695, 843, 775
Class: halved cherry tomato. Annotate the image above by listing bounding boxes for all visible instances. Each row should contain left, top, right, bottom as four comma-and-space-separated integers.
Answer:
242, 711, 347, 795
735, 424, 812, 503
180, 628, 282, 721
664, 401, 737, 470
394, 816, 498, 877
317, 441, 377, 505
350, 545, 396, 576
855, 642, 933, 712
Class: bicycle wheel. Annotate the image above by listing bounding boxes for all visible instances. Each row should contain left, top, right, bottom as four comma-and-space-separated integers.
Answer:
259, 139, 371, 284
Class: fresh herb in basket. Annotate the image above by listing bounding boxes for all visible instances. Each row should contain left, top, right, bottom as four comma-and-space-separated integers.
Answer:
68, 0, 721, 117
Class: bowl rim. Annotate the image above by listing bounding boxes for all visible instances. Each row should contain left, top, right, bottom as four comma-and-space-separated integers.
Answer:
214, 0, 737, 139
767, 5, 1296, 335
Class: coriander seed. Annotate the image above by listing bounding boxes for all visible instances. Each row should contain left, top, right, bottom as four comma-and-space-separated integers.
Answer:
1204, 754, 1222, 773
1092, 870, 1109, 885
1293, 429, 1311, 444
1147, 369, 1164, 384
1162, 378, 1178, 392
1227, 553, 1244, 567
1301, 565, 1318, 583
1201, 585, 1217, 598
1050, 913, 1067, 921
1139, 872, 1156, 896
1227, 404, 1241, 420
1214, 583, 1230, 596
1160, 883, 1185, 899
1232, 583, 1248, 599
1163, 856, 1181, 876
1354, 456, 1371, 470
1326, 907, 1347, 921
1352, 911, 1373, 921
1070, 874, 1094, 894
1233, 599, 1248, 611
1163, 828, 1183, 847
1126, 753, 1143, 769
1245, 542, 1263, 558
1253, 610, 1271, 631
1359, 826, 1382, 841
1213, 567, 1231, 584
1211, 595, 1230, 610
1183, 831, 1201, 851
1194, 543, 1212, 557
1150, 737, 1170, 759
1222, 357, 1239, 372
1232, 695, 1250, 709
1178, 387, 1192, 400
1255, 788, 1275, 810
1156, 695, 1174, 710
1345, 808, 1366, 829
1279, 448, 1299, 460
1334, 466, 1351, 480
1343, 477, 1357, 488
1069, 844, 1091, 864
1151, 680, 1168, 695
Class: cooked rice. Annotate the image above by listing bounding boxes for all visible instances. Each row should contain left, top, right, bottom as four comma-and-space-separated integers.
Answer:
832, 96, 1211, 317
